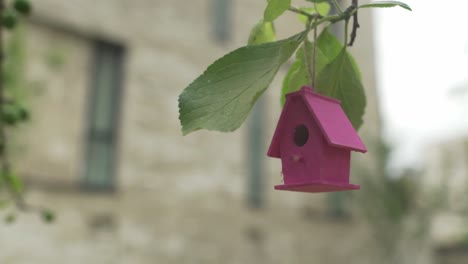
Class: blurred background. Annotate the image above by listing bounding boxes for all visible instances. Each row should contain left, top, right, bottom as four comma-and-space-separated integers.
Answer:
1, 0, 467, 263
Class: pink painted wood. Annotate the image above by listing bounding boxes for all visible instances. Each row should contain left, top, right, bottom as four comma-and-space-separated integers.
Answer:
267, 86, 367, 193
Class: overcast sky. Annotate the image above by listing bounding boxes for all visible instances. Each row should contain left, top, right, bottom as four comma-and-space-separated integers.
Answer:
374, 0, 468, 170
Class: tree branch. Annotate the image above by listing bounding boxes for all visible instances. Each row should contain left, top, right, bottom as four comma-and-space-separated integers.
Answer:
288, 6, 322, 20
348, 0, 360, 46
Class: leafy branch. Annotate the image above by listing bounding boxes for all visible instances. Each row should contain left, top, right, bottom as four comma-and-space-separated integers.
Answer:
348, 0, 359, 46
178, 0, 411, 135
0, 0, 54, 223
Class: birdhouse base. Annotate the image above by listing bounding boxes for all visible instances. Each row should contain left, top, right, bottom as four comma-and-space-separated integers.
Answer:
274, 181, 360, 193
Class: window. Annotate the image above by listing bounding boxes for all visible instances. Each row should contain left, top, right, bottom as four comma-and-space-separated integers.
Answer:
211, 0, 232, 43
246, 99, 265, 208
82, 40, 125, 190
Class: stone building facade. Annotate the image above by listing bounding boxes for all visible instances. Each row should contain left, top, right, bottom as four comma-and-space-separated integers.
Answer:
0, 1, 384, 264
424, 139, 468, 241
422, 138, 468, 264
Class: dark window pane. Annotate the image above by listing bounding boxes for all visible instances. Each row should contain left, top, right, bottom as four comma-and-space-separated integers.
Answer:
211, 0, 231, 43
83, 41, 124, 190
246, 98, 265, 208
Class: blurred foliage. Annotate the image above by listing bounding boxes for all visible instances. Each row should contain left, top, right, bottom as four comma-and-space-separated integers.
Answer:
354, 140, 448, 264
179, 0, 411, 135
13, 0, 31, 15
0, 0, 54, 223
45, 48, 67, 71
1, 0, 31, 30
4, 23, 26, 101
41, 209, 55, 223
326, 191, 350, 219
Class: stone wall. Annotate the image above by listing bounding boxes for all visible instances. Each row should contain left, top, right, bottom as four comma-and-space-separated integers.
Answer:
1, 1, 384, 264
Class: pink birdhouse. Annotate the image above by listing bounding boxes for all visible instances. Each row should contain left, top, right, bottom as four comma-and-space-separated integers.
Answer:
267, 86, 367, 193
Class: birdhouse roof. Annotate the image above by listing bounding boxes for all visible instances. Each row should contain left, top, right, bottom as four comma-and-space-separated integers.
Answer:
267, 86, 367, 158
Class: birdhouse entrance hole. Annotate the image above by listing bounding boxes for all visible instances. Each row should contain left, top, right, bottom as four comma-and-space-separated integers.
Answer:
294, 124, 308, 147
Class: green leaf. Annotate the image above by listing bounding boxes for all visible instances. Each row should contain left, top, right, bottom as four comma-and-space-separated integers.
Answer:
248, 19, 276, 45
314, 29, 362, 80
264, 0, 291, 22
296, 3, 330, 24
281, 59, 309, 106
14, 0, 32, 15
281, 40, 313, 105
1, 10, 17, 30
314, 3, 331, 16
179, 32, 306, 135
281, 28, 344, 105
316, 50, 366, 130
6, 172, 23, 194
313, 29, 342, 74
359, 1, 412, 11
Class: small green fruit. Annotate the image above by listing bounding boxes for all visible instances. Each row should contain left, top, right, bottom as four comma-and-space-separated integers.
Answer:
14, 0, 31, 15
1, 10, 17, 29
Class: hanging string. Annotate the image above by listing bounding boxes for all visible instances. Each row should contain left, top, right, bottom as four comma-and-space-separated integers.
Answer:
303, 4, 320, 89
344, 18, 349, 49
302, 17, 313, 88
311, 3, 319, 89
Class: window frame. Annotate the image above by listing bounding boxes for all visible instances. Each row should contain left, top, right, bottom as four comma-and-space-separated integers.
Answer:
81, 39, 126, 191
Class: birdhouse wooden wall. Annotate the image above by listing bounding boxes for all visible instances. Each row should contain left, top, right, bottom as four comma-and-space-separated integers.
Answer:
320, 143, 351, 184
279, 95, 324, 185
